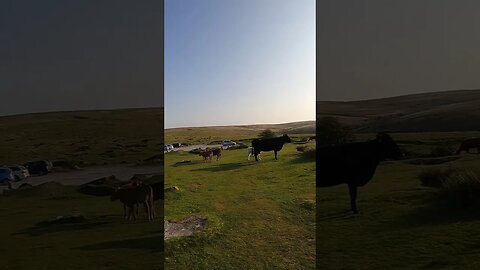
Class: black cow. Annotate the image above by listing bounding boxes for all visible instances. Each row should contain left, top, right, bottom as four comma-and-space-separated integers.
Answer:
251, 134, 291, 161
317, 133, 403, 213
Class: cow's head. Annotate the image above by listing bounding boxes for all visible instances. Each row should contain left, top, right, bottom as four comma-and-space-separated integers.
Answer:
376, 132, 403, 160
282, 134, 292, 143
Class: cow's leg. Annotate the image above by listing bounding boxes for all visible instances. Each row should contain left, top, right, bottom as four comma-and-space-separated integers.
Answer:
123, 204, 127, 219
348, 184, 358, 214
254, 151, 259, 161
127, 206, 132, 221
150, 199, 155, 220
136, 203, 139, 217
130, 204, 137, 220
274, 150, 278, 160
145, 201, 151, 221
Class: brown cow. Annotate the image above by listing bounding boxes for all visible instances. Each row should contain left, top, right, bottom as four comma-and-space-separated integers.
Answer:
211, 148, 222, 161
110, 184, 155, 221
199, 149, 213, 162
457, 138, 480, 154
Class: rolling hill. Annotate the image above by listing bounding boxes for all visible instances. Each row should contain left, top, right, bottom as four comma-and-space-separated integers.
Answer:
317, 89, 480, 132
0, 107, 163, 164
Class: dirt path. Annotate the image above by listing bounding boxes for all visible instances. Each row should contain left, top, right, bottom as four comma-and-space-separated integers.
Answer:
1, 164, 163, 192
170, 144, 223, 152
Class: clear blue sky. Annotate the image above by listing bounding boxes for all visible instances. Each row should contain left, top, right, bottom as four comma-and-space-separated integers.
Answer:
165, 0, 315, 128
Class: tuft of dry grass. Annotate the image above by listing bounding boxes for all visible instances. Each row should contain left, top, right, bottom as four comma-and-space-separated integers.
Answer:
419, 167, 480, 207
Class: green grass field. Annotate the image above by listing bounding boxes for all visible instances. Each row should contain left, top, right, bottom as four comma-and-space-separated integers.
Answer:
0, 109, 164, 270
317, 132, 480, 270
0, 182, 164, 270
164, 141, 316, 269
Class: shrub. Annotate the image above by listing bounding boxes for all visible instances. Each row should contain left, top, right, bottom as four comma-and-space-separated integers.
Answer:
300, 148, 316, 160
316, 117, 354, 146
419, 167, 456, 187
440, 168, 480, 207
258, 129, 276, 139
419, 167, 480, 207
296, 145, 308, 152
429, 145, 454, 157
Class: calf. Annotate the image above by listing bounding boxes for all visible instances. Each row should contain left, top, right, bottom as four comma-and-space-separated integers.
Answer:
211, 148, 222, 161
317, 133, 402, 213
251, 134, 291, 161
456, 138, 480, 154
199, 149, 213, 162
247, 147, 261, 160
110, 184, 155, 221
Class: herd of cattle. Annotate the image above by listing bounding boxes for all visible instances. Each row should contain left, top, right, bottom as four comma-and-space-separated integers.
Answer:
317, 134, 480, 214
112, 134, 480, 221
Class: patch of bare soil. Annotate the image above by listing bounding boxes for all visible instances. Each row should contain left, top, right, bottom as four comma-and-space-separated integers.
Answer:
164, 216, 207, 240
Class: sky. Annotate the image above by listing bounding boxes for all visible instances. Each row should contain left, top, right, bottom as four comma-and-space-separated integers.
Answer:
165, 0, 315, 128
0, 0, 163, 116
317, 0, 480, 101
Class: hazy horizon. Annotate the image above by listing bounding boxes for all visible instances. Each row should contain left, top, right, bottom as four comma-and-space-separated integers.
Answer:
165, 0, 315, 129
317, 88, 480, 102
164, 118, 315, 130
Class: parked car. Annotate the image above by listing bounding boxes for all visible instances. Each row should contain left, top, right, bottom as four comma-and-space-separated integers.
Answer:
164, 144, 174, 152
222, 140, 237, 148
24, 160, 53, 175
8, 165, 30, 181
0, 167, 14, 184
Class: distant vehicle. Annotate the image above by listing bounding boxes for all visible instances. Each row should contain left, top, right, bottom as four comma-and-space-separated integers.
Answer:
8, 165, 30, 181
24, 160, 53, 175
172, 143, 182, 148
0, 167, 14, 184
222, 140, 237, 148
164, 144, 174, 152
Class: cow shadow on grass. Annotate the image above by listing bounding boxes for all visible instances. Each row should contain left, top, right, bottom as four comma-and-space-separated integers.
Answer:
290, 154, 316, 164
190, 162, 251, 172
74, 235, 164, 252
13, 216, 113, 237
172, 160, 203, 167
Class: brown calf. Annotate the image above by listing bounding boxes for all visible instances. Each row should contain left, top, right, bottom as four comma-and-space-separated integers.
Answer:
110, 184, 155, 221
199, 150, 213, 162
211, 148, 222, 161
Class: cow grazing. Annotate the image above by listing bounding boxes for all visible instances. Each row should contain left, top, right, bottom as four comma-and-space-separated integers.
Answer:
251, 134, 291, 161
110, 184, 155, 221
456, 138, 480, 154
212, 148, 222, 161
317, 133, 403, 213
198, 149, 213, 162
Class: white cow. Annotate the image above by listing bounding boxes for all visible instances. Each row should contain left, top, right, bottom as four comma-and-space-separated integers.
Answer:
247, 147, 260, 160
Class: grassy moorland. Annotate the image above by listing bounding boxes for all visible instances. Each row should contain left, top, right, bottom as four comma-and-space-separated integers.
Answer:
164, 121, 314, 145
0, 108, 163, 165
317, 132, 480, 270
164, 138, 316, 269
0, 108, 164, 270
0, 181, 164, 270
